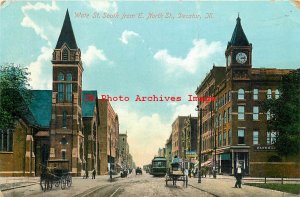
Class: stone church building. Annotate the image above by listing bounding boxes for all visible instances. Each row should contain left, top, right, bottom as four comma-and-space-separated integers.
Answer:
0, 10, 119, 176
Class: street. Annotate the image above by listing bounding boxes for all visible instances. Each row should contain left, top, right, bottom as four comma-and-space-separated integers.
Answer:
2, 172, 211, 197
2, 172, 299, 197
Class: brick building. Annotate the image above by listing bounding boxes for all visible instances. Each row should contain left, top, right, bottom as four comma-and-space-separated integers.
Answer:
181, 115, 198, 160
171, 116, 187, 159
118, 133, 129, 169
98, 99, 120, 175
195, 16, 299, 177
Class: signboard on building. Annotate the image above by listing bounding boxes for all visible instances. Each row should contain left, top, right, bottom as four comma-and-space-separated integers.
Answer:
254, 146, 276, 152
186, 151, 197, 158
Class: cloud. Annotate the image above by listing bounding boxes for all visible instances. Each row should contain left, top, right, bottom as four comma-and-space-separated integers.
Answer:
82, 45, 108, 66
116, 105, 170, 167
171, 103, 198, 121
21, 0, 59, 45
119, 30, 140, 45
88, 0, 118, 13
28, 46, 52, 89
154, 39, 222, 74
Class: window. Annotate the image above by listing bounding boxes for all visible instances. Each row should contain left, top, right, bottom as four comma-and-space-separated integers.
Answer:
267, 89, 272, 99
219, 114, 222, 127
253, 89, 258, 100
238, 89, 245, 100
253, 130, 259, 145
62, 150, 66, 159
63, 111, 67, 128
225, 93, 227, 104
224, 111, 227, 124
267, 131, 277, 145
253, 106, 259, 120
62, 48, 68, 61
58, 83, 64, 102
275, 89, 280, 99
228, 91, 231, 101
218, 132, 222, 147
66, 73, 72, 81
58, 72, 64, 81
66, 84, 72, 102
0, 129, 13, 152
215, 115, 218, 127
238, 129, 245, 144
228, 129, 232, 145
228, 107, 231, 122
223, 130, 227, 145
238, 106, 245, 120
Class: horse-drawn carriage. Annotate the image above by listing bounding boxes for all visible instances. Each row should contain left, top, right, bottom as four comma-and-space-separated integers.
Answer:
165, 161, 188, 187
40, 159, 72, 192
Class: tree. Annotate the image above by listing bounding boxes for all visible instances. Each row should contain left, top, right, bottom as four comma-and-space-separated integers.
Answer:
262, 69, 300, 157
0, 63, 32, 129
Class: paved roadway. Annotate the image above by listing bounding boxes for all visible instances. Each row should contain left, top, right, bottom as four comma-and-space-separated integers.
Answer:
2, 172, 211, 197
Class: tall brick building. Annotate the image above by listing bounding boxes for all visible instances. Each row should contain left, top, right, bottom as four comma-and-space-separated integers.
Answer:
195, 16, 298, 177
98, 99, 119, 175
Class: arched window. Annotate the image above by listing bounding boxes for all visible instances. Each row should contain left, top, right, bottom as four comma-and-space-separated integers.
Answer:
62, 111, 67, 128
275, 89, 280, 99
58, 72, 64, 81
267, 89, 272, 99
238, 89, 245, 100
66, 73, 72, 81
62, 48, 68, 61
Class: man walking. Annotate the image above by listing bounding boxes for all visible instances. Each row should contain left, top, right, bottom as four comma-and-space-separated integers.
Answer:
234, 164, 243, 188
92, 168, 96, 179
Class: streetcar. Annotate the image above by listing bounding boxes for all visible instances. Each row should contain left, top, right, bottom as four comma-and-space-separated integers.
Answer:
151, 157, 167, 176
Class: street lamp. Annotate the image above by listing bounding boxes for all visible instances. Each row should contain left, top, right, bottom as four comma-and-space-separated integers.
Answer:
109, 131, 112, 181
195, 105, 203, 183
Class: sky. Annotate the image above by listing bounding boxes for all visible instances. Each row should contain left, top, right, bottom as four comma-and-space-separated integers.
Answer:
0, 0, 300, 167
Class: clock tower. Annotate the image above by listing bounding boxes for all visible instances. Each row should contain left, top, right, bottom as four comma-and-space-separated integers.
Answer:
225, 15, 252, 79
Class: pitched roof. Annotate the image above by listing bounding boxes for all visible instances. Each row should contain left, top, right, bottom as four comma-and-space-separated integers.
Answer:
28, 90, 52, 128
82, 90, 98, 117
227, 16, 250, 48
55, 9, 78, 49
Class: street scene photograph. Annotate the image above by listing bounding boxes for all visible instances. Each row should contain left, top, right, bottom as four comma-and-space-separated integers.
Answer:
0, 0, 300, 196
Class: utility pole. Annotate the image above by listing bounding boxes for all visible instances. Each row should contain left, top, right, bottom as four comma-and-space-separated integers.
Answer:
109, 131, 112, 181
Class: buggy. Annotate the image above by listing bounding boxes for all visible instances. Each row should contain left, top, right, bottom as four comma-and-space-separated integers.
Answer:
165, 162, 188, 187
40, 160, 72, 192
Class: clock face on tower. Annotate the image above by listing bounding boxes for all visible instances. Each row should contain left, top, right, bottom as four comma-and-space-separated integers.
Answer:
236, 52, 247, 64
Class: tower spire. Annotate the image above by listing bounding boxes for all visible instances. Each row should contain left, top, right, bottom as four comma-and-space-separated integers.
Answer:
227, 15, 249, 48
55, 9, 78, 49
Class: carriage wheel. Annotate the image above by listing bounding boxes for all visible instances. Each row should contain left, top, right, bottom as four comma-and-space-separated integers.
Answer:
40, 177, 47, 192
61, 177, 66, 190
66, 175, 72, 187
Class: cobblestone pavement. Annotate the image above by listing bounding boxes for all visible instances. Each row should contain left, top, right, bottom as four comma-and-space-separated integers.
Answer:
1, 173, 299, 197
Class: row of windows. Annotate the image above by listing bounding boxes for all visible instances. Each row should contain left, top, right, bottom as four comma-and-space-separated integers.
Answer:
216, 91, 231, 110
58, 72, 72, 81
215, 107, 232, 127
238, 129, 277, 145
0, 130, 13, 152
238, 88, 280, 100
238, 106, 272, 121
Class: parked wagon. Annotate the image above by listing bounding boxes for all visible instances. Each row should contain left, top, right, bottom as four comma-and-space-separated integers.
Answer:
165, 162, 188, 187
40, 159, 72, 192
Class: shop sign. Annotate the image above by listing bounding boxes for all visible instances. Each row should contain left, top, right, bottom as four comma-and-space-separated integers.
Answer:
254, 146, 276, 151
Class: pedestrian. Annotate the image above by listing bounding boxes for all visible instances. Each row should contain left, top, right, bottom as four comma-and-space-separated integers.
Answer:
92, 168, 96, 179
234, 164, 243, 188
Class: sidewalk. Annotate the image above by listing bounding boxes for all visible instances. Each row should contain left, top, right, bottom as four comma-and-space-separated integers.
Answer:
188, 176, 299, 197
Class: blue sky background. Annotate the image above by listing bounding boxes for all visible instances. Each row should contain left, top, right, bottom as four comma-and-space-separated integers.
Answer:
1, 0, 299, 166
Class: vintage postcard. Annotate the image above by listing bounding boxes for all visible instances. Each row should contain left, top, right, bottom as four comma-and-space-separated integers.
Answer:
0, 0, 299, 196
